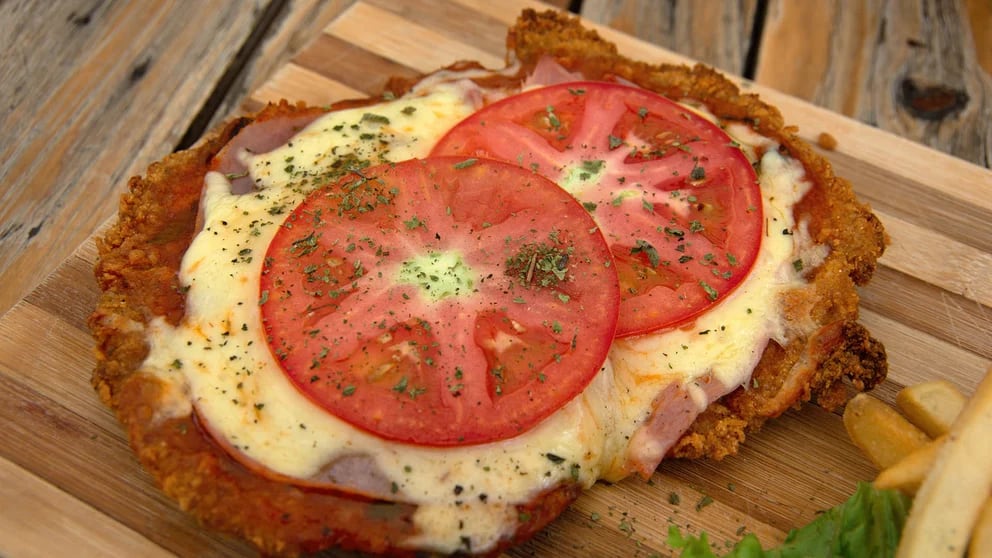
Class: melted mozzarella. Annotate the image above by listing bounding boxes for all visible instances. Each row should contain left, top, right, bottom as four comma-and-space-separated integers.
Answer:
140, 79, 815, 554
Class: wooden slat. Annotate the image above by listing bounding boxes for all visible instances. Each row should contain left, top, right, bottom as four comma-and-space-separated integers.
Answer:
966, 0, 992, 76
292, 33, 423, 96
203, 0, 359, 133
1, 1, 991, 557
0, 0, 364, 319
364, 0, 514, 58
580, 0, 759, 75
874, 209, 992, 308
753, 1, 876, 114
859, 265, 992, 361
859, 308, 989, 394
249, 62, 365, 107
0, 457, 174, 558
754, 0, 992, 167
0, 0, 262, 316
0, 305, 252, 557
325, 2, 505, 73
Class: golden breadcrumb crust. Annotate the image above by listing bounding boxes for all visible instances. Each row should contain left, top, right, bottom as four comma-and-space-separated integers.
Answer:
503, 9, 887, 460
89, 8, 887, 557
90, 100, 576, 557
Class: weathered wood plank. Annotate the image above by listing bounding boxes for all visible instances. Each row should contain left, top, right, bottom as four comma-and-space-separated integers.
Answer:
966, 0, 992, 76
0, 0, 266, 316
576, 0, 991, 168
580, 0, 759, 75
201, 0, 359, 134
754, 0, 992, 167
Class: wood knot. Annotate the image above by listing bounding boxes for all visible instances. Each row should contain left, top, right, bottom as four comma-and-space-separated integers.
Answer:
898, 78, 969, 120
68, 11, 92, 27
129, 58, 151, 83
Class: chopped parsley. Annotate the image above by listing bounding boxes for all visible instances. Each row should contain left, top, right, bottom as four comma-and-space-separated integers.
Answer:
546, 105, 561, 130
631, 239, 661, 268
505, 240, 572, 288
699, 280, 719, 301
360, 112, 390, 125
403, 216, 426, 229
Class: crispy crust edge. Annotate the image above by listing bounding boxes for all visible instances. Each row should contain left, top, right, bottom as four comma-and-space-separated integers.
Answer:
505, 8, 887, 460
88, 8, 888, 557
90, 99, 579, 557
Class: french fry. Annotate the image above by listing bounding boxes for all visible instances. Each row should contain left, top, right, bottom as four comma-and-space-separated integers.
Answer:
895, 366, 992, 558
873, 436, 943, 495
843, 393, 931, 469
874, 381, 964, 496
970, 496, 992, 558
895, 380, 967, 438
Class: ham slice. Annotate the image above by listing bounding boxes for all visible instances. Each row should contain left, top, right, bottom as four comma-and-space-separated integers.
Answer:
522, 56, 586, 89
193, 108, 326, 233
623, 376, 734, 478
211, 110, 325, 194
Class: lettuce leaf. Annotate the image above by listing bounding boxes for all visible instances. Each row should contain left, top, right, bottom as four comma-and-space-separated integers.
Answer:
666, 483, 911, 558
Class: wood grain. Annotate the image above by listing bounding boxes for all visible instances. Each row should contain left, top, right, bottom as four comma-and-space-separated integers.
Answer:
753, 0, 992, 167
577, 0, 992, 168
0, 246, 254, 556
0, 456, 173, 558
0, 0, 358, 318
201, 0, 359, 136
1, 1, 990, 557
580, 0, 759, 75
0, 0, 262, 316
966, 0, 992, 76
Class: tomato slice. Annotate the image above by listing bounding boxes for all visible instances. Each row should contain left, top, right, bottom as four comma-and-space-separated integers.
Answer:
431, 82, 763, 336
261, 157, 619, 446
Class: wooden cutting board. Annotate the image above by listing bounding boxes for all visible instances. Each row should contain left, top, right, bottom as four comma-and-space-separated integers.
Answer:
1, 1, 990, 556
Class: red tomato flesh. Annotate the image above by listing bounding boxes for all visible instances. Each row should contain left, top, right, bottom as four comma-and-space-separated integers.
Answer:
431, 82, 763, 336
261, 157, 619, 446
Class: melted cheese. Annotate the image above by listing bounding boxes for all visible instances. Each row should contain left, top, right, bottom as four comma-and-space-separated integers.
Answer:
141, 79, 816, 554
